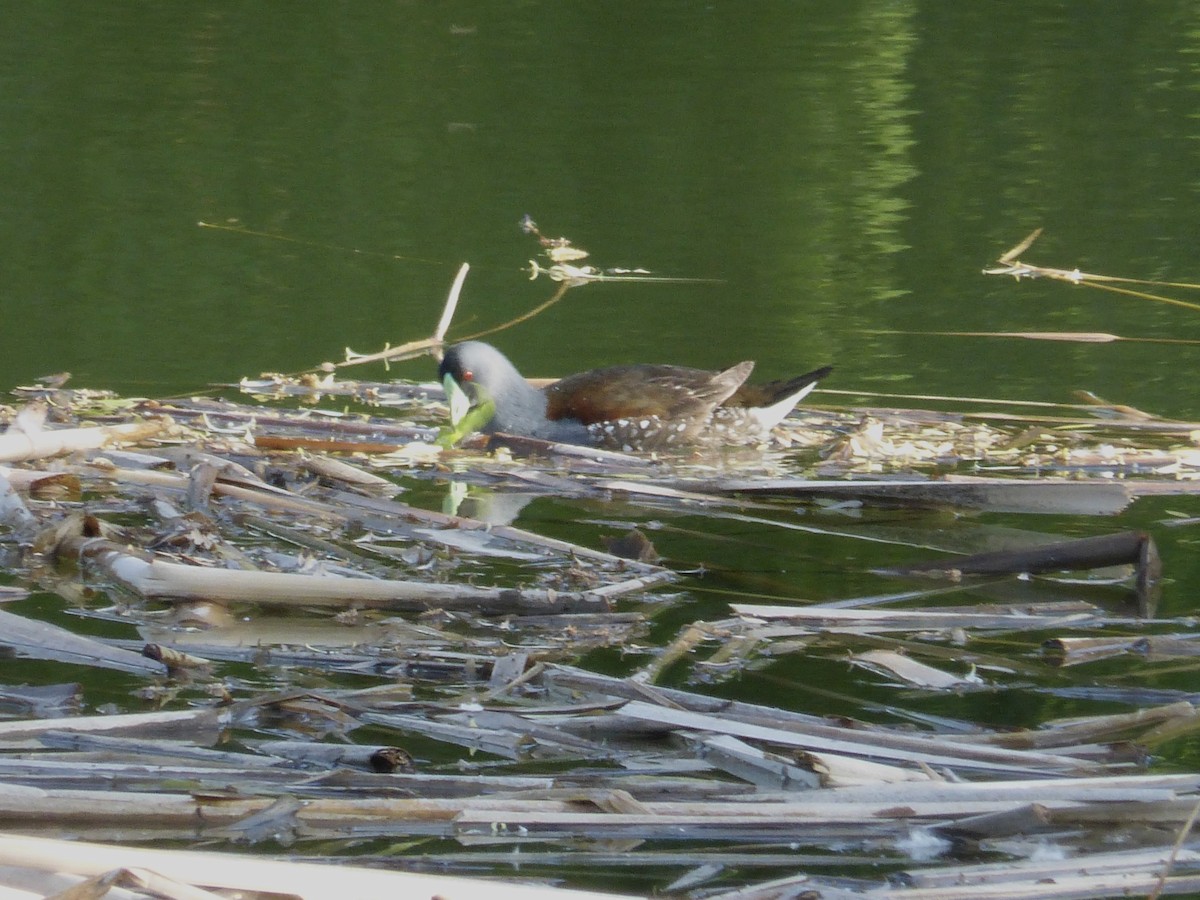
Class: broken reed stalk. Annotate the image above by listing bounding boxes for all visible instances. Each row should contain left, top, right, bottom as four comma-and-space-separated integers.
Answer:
337, 261, 570, 370
883, 530, 1161, 617
818, 385, 1079, 409
674, 475, 1135, 516
322, 487, 670, 570
432, 261, 469, 346
544, 667, 1109, 776
867, 328, 1200, 346
729, 602, 1097, 632
0, 420, 167, 464
979, 702, 1200, 751
0, 707, 227, 749
985, 228, 1200, 313
884, 530, 1159, 578
338, 263, 470, 370
0, 832, 626, 900
55, 532, 612, 615
84, 460, 667, 572
14, 772, 1200, 838
852, 649, 977, 689
299, 453, 401, 493
458, 279, 571, 341
631, 623, 709, 684
1148, 795, 1200, 900
0, 606, 165, 677
614, 701, 1095, 776
1073, 277, 1200, 312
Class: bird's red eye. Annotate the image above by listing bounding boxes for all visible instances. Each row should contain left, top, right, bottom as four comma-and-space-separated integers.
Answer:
462, 370, 474, 382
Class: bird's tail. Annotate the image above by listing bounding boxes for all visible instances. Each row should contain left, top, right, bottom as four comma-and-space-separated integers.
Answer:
727, 365, 833, 409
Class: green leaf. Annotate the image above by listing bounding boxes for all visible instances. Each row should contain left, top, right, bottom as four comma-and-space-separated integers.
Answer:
435, 397, 495, 448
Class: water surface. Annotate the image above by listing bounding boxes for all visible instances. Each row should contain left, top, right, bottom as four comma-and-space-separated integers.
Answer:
3, 2, 1200, 892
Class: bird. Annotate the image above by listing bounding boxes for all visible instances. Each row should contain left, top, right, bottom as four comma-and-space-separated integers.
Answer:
438, 340, 831, 452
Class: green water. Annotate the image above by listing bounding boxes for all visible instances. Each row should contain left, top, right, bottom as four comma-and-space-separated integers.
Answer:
4, 1, 1200, 892
4, 3, 1199, 410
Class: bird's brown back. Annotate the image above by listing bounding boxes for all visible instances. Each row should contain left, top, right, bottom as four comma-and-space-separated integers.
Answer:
544, 362, 753, 425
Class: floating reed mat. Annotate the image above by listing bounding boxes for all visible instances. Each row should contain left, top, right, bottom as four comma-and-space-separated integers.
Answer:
0, 377, 1200, 897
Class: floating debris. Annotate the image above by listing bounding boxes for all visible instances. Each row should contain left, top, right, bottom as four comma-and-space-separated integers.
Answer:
1, 353, 1200, 897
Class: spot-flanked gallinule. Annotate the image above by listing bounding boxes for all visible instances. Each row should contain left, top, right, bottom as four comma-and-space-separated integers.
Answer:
439, 340, 832, 451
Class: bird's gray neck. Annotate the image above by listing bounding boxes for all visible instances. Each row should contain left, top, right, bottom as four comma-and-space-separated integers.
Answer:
490, 380, 591, 444
487, 377, 550, 435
